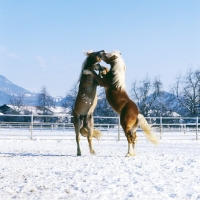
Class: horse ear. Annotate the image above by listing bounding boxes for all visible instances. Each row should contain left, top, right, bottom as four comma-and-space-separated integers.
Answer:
86, 52, 91, 56
83, 50, 93, 56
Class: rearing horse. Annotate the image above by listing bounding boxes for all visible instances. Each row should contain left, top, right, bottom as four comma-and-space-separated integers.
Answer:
73, 50, 107, 156
83, 51, 158, 157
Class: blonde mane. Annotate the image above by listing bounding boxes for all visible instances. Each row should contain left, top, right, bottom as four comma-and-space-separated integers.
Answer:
109, 51, 126, 91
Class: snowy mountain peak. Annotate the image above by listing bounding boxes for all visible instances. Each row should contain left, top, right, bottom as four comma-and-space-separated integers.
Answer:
0, 74, 35, 105
0, 74, 31, 95
0, 75, 12, 84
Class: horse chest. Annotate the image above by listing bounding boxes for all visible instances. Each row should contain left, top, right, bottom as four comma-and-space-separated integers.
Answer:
77, 92, 94, 103
80, 75, 96, 87
74, 90, 96, 113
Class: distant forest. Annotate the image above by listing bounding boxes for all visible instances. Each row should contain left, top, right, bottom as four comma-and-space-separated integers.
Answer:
3, 68, 200, 119
62, 68, 200, 118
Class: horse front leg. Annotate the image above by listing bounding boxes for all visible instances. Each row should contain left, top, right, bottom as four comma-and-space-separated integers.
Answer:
73, 110, 82, 156
86, 115, 96, 155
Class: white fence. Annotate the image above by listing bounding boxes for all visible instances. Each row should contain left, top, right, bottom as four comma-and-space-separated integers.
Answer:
0, 114, 199, 140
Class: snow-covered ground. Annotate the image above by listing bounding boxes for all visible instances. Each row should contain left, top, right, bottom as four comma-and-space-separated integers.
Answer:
1, 138, 200, 200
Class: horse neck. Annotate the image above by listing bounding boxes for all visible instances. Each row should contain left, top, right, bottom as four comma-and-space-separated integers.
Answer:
83, 57, 93, 70
78, 57, 93, 82
110, 57, 124, 67
80, 58, 97, 86
109, 60, 126, 91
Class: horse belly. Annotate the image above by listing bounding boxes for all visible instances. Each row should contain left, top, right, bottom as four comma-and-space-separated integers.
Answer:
74, 93, 97, 115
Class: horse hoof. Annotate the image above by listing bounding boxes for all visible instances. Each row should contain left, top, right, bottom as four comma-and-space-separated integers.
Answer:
77, 153, 81, 156
90, 150, 96, 155
125, 152, 136, 157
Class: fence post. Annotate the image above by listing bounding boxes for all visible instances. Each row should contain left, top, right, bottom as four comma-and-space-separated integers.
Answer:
31, 113, 33, 140
160, 116, 162, 140
196, 116, 198, 140
51, 125, 53, 132
118, 116, 120, 141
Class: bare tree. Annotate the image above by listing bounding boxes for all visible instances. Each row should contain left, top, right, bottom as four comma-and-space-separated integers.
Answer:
37, 87, 55, 115
7, 94, 32, 122
130, 76, 162, 116
171, 68, 200, 117
61, 83, 78, 115
9, 94, 25, 114
94, 89, 118, 124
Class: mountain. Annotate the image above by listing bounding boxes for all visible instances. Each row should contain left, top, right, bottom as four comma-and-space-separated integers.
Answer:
0, 75, 37, 105
0, 75, 32, 95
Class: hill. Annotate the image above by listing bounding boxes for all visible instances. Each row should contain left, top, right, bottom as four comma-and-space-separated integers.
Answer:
0, 75, 37, 105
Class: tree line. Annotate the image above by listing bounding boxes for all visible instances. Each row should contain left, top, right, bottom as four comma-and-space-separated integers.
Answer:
5, 68, 200, 119
62, 68, 200, 118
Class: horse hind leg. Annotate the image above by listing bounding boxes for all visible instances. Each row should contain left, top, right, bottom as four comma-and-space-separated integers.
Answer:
73, 110, 82, 156
124, 125, 138, 157
131, 126, 138, 155
86, 114, 96, 155
125, 131, 136, 157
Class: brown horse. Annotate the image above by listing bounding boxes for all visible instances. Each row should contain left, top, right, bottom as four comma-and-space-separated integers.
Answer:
73, 50, 107, 156
83, 50, 158, 157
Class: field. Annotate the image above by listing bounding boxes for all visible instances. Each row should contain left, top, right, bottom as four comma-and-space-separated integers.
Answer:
0, 137, 200, 199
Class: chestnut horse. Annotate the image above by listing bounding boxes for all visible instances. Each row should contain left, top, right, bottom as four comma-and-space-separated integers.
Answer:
73, 50, 107, 156
83, 51, 158, 157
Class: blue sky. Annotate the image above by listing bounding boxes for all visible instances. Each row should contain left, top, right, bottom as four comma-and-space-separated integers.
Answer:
0, 0, 200, 97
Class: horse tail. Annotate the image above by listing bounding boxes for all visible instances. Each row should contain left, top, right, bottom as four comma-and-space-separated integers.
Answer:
137, 114, 159, 145
80, 127, 102, 140
92, 129, 102, 140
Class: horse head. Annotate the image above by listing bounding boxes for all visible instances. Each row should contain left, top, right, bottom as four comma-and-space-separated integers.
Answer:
85, 50, 105, 70
101, 50, 122, 64
80, 50, 107, 81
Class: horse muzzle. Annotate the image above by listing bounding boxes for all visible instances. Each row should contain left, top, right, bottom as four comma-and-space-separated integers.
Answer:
93, 63, 102, 70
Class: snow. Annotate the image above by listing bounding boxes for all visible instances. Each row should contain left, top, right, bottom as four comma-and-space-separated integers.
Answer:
1, 138, 200, 199
4, 105, 69, 116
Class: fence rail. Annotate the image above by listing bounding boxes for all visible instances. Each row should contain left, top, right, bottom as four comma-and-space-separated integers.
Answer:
0, 114, 199, 140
